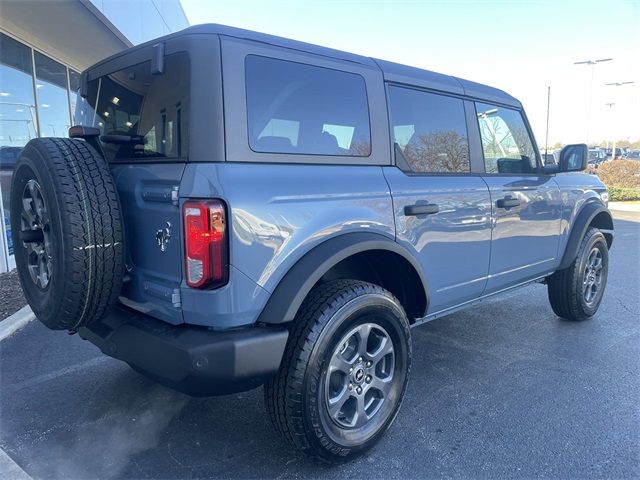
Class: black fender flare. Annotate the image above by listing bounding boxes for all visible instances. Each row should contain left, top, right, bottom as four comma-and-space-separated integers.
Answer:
257, 232, 429, 325
558, 201, 614, 270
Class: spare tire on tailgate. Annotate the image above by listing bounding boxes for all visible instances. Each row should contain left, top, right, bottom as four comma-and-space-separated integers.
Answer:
10, 138, 124, 331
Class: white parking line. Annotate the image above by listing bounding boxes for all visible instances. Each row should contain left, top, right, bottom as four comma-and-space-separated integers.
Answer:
4, 356, 111, 395
0, 447, 32, 480
0, 306, 35, 342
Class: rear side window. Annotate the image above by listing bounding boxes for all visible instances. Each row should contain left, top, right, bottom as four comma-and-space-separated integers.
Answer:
245, 55, 371, 156
77, 52, 189, 161
475, 102, 538, 174
388, 86, 470, 173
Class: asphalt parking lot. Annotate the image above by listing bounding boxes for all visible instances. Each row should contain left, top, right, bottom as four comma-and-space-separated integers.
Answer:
1, 211, 638, 480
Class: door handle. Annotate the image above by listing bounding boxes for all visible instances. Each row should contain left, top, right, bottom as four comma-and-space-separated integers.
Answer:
496, 196, 521, 208
404, 203, 439, 216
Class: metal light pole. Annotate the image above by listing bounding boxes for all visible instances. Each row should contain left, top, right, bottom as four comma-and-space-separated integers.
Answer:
604, 102, 615, 153
574, 58, 613, 145
605, 81, 635, 159
544, 86, 551, 157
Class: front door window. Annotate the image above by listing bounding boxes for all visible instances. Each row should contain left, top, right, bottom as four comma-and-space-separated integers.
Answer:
476, 102, 539, 174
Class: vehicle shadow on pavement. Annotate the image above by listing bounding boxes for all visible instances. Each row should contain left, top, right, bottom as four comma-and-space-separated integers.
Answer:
53, 366, 360, 479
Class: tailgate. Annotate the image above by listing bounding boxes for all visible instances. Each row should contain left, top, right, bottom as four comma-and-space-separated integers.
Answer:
111, 163, 185, 324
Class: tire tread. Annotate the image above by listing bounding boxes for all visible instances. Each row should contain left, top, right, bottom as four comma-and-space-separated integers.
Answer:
264, 279, 410, 461
548, 227, 607, 321
11, 138, 123, 330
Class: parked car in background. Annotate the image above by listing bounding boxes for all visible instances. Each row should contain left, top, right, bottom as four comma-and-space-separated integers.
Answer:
541, 151, 558, 165
588, 148, 607, 165
605, 148, 624, 160
0, 146, 22, 170
626, 150, 640, 160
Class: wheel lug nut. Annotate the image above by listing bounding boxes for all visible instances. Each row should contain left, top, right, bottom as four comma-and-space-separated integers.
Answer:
356, 386, 362, 394
366, 361, 372, 367
348, 383, 353, 390
365, 375, 372, 383
358, 357, 363, 363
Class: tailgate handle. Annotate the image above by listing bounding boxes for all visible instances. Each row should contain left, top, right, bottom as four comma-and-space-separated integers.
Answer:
141, 186, 179, 205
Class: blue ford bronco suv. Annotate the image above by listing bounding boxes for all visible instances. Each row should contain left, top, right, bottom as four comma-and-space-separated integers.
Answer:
11, 24, 613, 462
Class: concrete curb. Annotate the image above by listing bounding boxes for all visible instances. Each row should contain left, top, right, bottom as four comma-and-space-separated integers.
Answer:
0, 448, 32, 480
609, 202, 640, 213
0, 305, 35, 342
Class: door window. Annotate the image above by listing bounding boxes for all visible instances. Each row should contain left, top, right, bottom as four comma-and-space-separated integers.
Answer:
388, 86, 470, 173
245, 55, 371, 157
475, 102, 538, 174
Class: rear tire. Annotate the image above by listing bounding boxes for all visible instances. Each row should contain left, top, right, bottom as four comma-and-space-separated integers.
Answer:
548, 227, 609, 321
264, 280, 411, 462
10, 138, 124, 331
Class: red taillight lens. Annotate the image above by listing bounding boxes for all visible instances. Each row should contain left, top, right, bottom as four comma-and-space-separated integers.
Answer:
183, 200, 228, 289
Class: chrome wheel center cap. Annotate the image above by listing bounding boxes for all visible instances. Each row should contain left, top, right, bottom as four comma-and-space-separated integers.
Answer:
353, 366, 365, 384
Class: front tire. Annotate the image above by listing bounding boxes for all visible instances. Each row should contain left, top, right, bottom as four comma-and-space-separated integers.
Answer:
264, 280, 411, 462
548, 227, 609, 321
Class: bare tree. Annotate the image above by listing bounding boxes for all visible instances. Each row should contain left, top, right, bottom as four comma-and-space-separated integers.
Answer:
348, 137, 371, 156
403, 131, 469, 172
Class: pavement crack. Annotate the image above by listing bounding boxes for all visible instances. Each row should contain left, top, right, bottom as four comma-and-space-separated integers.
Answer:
616, 297, 640, 316
166, 442, 185, 467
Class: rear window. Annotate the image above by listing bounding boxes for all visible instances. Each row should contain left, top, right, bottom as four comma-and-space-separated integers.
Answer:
76, 52, 189, 161
245, 55, 371, 157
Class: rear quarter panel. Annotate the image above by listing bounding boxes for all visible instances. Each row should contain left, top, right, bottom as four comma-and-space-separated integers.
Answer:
180, 162, 395, 317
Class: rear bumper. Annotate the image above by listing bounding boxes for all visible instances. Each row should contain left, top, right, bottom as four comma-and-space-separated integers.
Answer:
78, 304, 289, 396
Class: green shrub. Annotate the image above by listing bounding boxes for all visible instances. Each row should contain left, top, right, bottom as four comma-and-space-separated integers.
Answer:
595, 160, 640, 189
608, 186, 640, 202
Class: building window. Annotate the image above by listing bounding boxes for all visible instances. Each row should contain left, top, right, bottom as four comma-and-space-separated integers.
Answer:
69, 69, 81, 125
245, 55, 371, 157
0, 33, 39, 257
388, 86, 470, 174
34, 51, 71, 138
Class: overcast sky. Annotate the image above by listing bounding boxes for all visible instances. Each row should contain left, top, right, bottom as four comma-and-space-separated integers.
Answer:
181, 0, 640, 146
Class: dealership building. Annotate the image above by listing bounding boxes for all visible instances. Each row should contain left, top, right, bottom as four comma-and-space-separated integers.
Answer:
0, 0, 189, 272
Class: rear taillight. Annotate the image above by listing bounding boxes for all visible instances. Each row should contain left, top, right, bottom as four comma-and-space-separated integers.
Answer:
183, 200, 228, 289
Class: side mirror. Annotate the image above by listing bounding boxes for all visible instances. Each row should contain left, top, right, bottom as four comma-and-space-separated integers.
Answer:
559, 144, 588, 172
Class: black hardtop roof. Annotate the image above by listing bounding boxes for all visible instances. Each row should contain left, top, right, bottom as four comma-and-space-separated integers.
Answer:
89, 23, 521, 108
